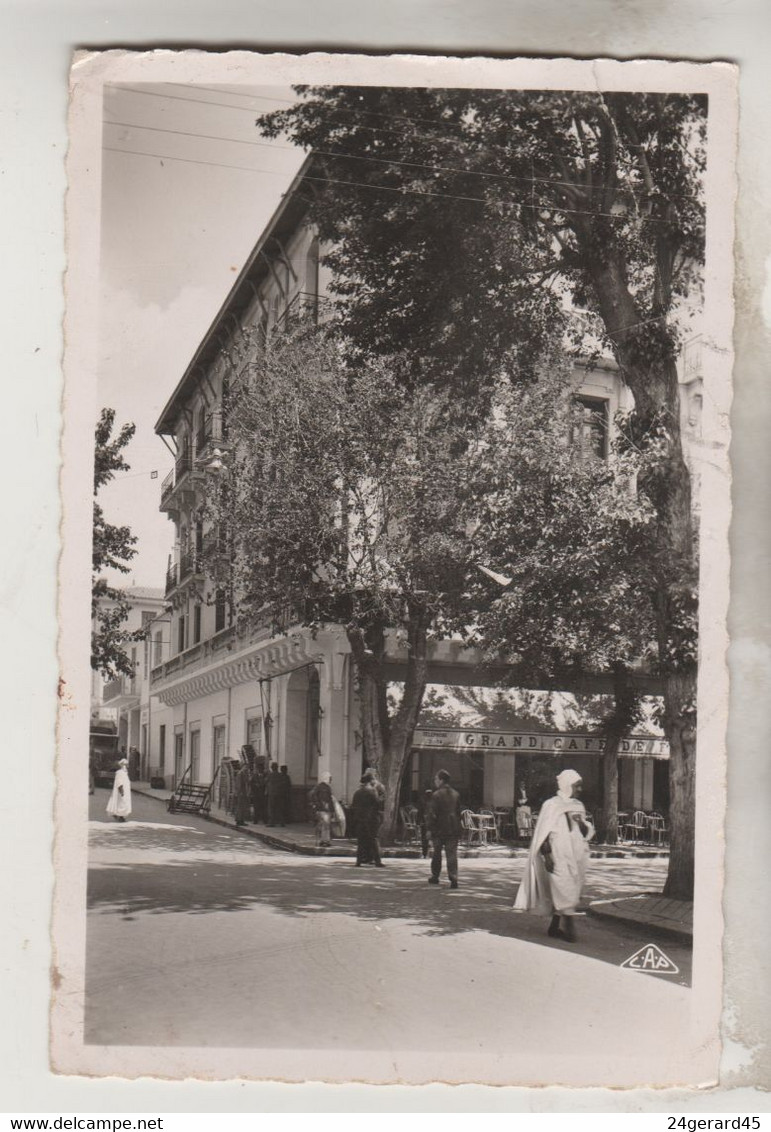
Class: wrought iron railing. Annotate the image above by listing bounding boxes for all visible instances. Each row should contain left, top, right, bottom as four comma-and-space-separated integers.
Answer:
160, 468, 175, 502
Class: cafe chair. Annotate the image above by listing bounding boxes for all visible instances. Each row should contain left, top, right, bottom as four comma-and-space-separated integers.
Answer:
399, 806, 420, 847
461, 809, 478, 846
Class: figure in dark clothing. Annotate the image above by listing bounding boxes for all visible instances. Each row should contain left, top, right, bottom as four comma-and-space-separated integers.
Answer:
234, 760, 252, 827
417, 788, 434, 859
427, 770, 461, 889
309, 772, 334, 846
351, 777, 385, 867
265, 761, 282, 826
251, 767, 267, 824
279, 765, 292, 825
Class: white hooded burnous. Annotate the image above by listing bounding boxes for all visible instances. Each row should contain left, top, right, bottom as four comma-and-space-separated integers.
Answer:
106, 758, 132, 822
514, 769, 594, 934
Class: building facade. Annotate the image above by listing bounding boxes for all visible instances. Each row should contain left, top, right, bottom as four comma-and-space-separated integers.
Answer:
97, 586, 169, 779
146, 160, 701, 819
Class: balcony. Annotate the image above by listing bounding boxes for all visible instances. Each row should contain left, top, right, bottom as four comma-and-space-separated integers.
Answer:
274, 290, 332, 332
102, 673, 139, 708
165, 562, 178, 596
159, 446, 196, 513
160, 468, 175, 504
195, 411, 226, 460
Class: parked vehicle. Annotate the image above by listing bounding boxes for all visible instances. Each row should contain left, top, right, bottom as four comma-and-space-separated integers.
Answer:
89, 721, 120, 788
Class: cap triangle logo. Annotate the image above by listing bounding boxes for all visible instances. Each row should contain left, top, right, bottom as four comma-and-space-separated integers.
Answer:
620, 943, 679, 974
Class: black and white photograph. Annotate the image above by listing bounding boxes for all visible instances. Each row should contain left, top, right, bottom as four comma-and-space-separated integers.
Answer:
53, 52, 736, 1086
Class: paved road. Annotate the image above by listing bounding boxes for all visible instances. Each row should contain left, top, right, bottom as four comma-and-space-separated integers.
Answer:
86, 790, 695, 1081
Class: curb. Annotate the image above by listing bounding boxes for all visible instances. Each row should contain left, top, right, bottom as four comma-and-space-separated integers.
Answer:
587, 900, 693, 944
131, 785, 421, 858
132, 787, 670, 862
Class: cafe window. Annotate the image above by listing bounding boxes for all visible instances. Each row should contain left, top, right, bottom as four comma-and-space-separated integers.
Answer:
572, 396, 608, 460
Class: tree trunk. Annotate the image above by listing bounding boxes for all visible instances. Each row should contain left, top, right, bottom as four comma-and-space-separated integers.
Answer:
662, 669, 696, 899
589, 253, 698, 900
347, 607, 429, 845
598, 740, 620, 846
596, 663, 636, 845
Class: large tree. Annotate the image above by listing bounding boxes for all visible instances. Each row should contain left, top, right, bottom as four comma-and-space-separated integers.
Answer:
259, 88, 704, 897
467, 373, 658, 842
201, 327, 479, 840
92, 408, 144, 679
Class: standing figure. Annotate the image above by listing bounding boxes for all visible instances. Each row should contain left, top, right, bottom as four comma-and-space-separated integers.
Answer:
427, 770, 461, 889
309, 771, 334, 847
513, 769, 594, 942
234, 758, 252, 827
515, 788, 533, 840
350, 776, 385, 867
363, 767, 386, 809
251, 765, 267, 825
265, 761, 282, 827
106, 758, 132, 823
279, 765, 293, 825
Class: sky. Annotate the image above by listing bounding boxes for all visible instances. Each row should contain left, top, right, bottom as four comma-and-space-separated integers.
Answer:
98, 82, 305, 588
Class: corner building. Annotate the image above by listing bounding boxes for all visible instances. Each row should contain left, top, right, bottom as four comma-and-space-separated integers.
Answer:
149, 157, 703, 821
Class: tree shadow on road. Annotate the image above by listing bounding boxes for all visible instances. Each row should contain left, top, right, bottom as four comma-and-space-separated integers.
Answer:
87, 856, 690, 983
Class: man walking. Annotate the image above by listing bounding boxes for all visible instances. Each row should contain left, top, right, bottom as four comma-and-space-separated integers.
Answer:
427, 770, 461, 889
350, 775, 385, 868
513, 769, 594, 942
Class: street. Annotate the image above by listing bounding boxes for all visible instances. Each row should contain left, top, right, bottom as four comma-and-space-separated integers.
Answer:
86, 791, 693, 1062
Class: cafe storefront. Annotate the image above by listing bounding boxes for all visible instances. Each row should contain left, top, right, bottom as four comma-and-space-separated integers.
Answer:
403, 726, 670, 817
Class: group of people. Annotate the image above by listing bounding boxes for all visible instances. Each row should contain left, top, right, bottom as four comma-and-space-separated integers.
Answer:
235, 759, 293, 828
102, 751, 594, 943
319, 765, 595, 943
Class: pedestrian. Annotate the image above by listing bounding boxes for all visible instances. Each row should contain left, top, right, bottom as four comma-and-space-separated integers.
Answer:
515, 787, 533, 840
265, 761, 282, 826
309, 771, 334, 847
279, 764, 293, 825
351, 775, 385, 867
417, 788, 434, 858
251, 765, 267, 824
106, 758, 132, 823
234, 758, 252, 827
427, 770, 461, 889
363, 767, 386, 808
513, 768, 595, 942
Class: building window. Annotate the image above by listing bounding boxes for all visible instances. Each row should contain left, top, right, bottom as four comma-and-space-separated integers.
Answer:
212, 724, 226, 771
572, 396, 608, 460
159, 724, 166, 772
215, 589, 227, 633
178, 615, 186, 654
153, 629, 163, 667
193, 603, 202, 644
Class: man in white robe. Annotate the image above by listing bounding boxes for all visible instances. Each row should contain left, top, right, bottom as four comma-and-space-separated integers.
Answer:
106, 758, 132, 822
514, 768, 594, 941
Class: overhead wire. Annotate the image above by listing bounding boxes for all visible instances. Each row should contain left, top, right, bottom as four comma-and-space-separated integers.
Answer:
103, 145, 292, 178
104, 111, 697, 202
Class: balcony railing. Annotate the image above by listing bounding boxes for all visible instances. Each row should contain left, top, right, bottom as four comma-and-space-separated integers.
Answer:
175, 447, 191, 481
178, 550, 203, 583
160, 468, 175, 503
274, 290, 332, 332
165, 563, 178, 596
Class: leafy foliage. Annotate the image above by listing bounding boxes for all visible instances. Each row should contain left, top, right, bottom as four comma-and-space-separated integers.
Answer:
91, 409, 145, 679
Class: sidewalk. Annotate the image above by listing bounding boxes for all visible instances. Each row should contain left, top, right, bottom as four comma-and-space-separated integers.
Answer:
587, 894, 693, 942
131, 782, 669, 861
